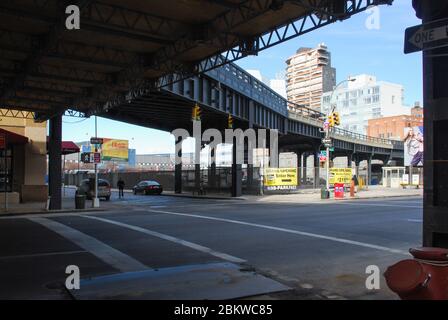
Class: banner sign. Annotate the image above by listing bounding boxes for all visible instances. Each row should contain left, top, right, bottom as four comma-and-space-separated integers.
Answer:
264, 168, 298, 191
101, 139, 129, 162
329, 168, 353, 185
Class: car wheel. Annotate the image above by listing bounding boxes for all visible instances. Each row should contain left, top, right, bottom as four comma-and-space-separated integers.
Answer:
145, 190, 149, 195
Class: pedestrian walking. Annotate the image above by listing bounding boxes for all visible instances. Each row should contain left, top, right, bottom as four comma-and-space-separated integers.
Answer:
117, 178, 125, 199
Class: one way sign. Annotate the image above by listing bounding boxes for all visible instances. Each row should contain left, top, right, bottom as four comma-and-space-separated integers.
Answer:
405, 18, 448, 54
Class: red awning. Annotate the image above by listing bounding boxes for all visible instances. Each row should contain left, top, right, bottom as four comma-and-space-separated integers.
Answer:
0, 128, 28, 146
61, 141, 80, 155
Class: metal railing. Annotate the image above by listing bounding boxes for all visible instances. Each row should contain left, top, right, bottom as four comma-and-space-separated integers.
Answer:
206, 61, 403, 149
332, 127, 392, 145
287, 101, 325, 119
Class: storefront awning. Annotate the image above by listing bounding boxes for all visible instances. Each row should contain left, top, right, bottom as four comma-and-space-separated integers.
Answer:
46, 138, 80, 155
0, 128, 29, 146
61, 141, 80, 155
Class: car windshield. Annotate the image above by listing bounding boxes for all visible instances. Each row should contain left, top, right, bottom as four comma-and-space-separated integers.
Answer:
98, 180, 109, 187
146, 181, 160, 186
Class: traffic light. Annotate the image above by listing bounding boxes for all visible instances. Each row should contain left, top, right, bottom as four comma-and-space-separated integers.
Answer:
327, 115, 335, 127
192, 103, 201, 121
228, 114, 233, 129
332, 112, 340, 126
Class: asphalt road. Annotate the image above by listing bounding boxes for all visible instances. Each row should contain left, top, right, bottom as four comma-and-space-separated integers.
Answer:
0, 194, 422, 300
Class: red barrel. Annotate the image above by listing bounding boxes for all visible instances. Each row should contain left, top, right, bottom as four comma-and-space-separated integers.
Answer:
334, 183, 344, 199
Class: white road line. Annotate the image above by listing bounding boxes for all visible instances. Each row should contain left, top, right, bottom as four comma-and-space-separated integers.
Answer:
28, 217, 148, 272
332, 202, 422, 208
146, 209, 410, 256
407, 219, 423, 223
0, 250, 86, 261
81, 215, 246, 264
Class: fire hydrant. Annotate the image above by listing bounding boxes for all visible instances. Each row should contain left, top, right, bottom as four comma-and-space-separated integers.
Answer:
384, 247, 448, 300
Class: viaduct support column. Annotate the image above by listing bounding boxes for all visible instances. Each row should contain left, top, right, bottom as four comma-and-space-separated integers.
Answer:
174, 136, 182, 194
301, 153, 307, 185
296, 150, 302, 186
209, 145, 217, 189
367, 155, 373, 186
48, 113, 62, 210
313, 149, 320, 189
231, 137, 242, 197
416, 0, 448, 246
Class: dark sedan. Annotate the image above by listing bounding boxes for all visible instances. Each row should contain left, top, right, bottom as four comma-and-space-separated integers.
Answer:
133, 180, 163, 195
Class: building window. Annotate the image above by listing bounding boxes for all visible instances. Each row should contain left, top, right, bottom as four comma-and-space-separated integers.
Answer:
391, 96, 395, 104
373, 86, 380, 94
372, 95, 379, 103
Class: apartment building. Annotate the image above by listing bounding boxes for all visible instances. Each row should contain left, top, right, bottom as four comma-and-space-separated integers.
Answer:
286, 43, 336, 110
321, 74, 409, 135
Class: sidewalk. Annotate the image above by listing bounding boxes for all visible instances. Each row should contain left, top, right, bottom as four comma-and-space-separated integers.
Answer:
256, 185, 423, 204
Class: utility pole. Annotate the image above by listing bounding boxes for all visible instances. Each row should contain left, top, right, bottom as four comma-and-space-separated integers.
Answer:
323, 78, 355, 197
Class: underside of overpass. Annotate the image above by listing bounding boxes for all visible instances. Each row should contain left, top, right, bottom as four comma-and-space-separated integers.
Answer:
0, 0, 395, 209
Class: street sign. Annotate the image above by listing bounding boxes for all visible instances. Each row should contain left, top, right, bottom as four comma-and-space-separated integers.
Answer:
93, 152, 101, 164
90, 137, 104, 145
329, 147, 335, 152
81, 152, 91, 163
404, 18, 448, 54
81, 145, 91, 153
319, 151, 327, 162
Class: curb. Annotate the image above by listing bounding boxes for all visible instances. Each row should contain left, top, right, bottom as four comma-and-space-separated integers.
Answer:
0, 207, 106, 217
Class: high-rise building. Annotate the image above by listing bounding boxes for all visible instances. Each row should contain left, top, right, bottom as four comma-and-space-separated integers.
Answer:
321, 74, 410, 135
286, 43, 336, 110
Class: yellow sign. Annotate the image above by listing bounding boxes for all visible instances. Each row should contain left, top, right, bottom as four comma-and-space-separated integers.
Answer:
329, 168, 353, 185
264, 168, 297, 190
101, 139, 129, 161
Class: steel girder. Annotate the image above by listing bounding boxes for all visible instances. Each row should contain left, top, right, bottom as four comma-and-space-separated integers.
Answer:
91, 0, 394, 112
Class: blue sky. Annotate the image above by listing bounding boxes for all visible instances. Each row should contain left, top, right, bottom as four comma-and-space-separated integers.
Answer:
62, 0, 422, 154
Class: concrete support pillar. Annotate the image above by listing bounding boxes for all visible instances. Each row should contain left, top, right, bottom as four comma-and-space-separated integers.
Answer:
313, 149, 320, 189
174, 136, 182, 194
209, 146, 217, 189
48, 114, 62, 210
367, 155, 373, 186
347, 154, 353, 168
355, 160, 360, 178
302, 152, 307, 184
296, 151, 302, 186
231, 138, 242, 197
245, 141, 254, 188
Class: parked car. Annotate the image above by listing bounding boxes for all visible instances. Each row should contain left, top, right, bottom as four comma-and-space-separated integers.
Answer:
76, 178, 111, 201
133, 180, 163, 195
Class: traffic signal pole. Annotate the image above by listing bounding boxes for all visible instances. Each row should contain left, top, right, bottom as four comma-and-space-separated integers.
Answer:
93, 116, 99, 208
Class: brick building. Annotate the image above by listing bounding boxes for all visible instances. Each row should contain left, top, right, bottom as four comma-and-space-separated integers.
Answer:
367, 104, 423, 140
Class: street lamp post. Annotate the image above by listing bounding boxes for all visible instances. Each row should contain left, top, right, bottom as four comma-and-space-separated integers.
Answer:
325, 78, 355, 195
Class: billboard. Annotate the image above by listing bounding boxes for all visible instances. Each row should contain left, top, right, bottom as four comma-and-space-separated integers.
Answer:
404, 126, 423, 167
101, 139, 129, 162
329, 168, 353, 185
264, 168, 297, 191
